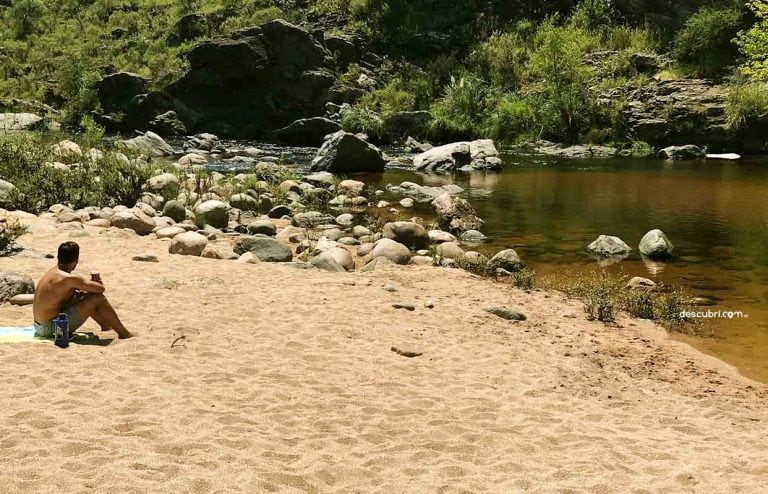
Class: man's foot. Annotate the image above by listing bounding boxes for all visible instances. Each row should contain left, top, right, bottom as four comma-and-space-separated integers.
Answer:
116, 330, 133, 339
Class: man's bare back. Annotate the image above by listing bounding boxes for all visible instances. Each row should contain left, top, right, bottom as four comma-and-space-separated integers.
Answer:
33, 241, 132, 339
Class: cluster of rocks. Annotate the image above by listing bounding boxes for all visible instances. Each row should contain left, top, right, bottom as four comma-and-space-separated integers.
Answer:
587, 229, 674, 264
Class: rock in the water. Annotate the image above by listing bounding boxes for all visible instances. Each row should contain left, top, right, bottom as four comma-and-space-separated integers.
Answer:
532, 141, 618, 158
414, 139, 502, 172
432, 193, 483, 234
659, 145, 705, 160
639, 229, 674, 259
233, 236, 293, 262
460, 230, 488, 243
587, 235, 632, 257
0, 271, 35, 303
194, 200, 229, 229
275, 117, 341, 146
485, 306, 527, 321
310, 131, 386, 173
488, 249, 523, 272
368, 239, 411, 265
111, 208, 155, 235
132, 253, 159, 263
120, 131, 174, 156
382, 222, 429, 250
169, 231, 209, 256
338, 179, 365, 196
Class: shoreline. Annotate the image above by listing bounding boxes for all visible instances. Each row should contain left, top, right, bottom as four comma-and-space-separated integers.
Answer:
1, 227, 766, 492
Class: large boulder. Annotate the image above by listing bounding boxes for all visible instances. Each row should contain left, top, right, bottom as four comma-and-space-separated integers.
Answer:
658, 145, 705, 160
165, 19, 334, 138
148, 110, 187, 136
414, 139, 502, 172
275, 117, 341, 146
233, 236, 293, 262
587, 235, 632, 257
0, 113, 43, 131
368, 238, 411, 265
95, 72, 150, 114
120, 131, 174, 156
381, 222, 429, 250
310, 131, 386, 173
162, 200, 187, 223
488, 249, 523, 272
0, 271, 34, 303
0, 179, 15, 207
169, 231, 209, 256
172, 12, 209, 43
194, 200, 229, 229
111, 208, 155, 235
229, 193, 258, 212
639, 229, 674, 259
146, 173, 180, 197
432, 193, 483, 234
51, 140, 83, 163
324, 34, 364, 69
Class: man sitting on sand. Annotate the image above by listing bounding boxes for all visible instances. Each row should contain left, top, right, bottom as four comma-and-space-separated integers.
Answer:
33, 241, 132, 339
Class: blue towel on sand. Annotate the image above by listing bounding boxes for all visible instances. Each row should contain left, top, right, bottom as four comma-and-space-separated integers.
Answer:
0, 326, 41, 343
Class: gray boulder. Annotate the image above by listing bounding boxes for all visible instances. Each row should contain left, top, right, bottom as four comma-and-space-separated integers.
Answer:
230, 193, 258, 212
310, 131, 386, 173
233, 236, 293, 262
0, 113, 43, 131
0, 271, 34, 303
488, 249, 523, 272
246, 220, 277, 236
432, 193, 483, 234
111, 208, 155, 235
587, 235, 632, 257
162, 200, 187, 223
368, 238, 411, 265
382, 221, 429, 250
148, 110, 187, 136
659, 145, 705, 160
146, 173, 180, 197
275, 117, 341, 146
120, 131, 174, 156
639, 229, 674, 258
310, 252, 346, 272
292, 211, 334, 228
414, 139, 502, 172
169, 231, 209, 256
194, 200, 229, 229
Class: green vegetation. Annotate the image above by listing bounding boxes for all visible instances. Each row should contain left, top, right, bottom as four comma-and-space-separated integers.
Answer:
0, 218, 28, 253
672, 6, 746, 78
725, 83, 768, 132
738, 0, 768, 80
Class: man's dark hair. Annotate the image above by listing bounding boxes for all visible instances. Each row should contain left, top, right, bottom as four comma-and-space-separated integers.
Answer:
57, 242, 80, 265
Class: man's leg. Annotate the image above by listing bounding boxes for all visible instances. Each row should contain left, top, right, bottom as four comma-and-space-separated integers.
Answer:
72, 294, 132, 339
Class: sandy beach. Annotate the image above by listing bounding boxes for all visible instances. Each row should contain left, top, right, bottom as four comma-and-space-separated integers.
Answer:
1, 225, 767, 493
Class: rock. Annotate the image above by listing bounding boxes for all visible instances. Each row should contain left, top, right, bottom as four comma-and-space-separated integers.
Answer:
310, 131, 386, 173
627, 277, 656, 290
275, 117, 341, 146
201, 243, 238, 260
399, 198, 414, 208
310, 252, 346, 272
432, 193, 483, 234
169, 231, 208, 256
460, 230, 488, 243
0, 271, 35, 303
246, 220, 277, 236
324, 34, 363, 68
437, 241, 465, 261
185, 133, 220, 152
86, 218, 111, 228
9, 294, 35, 306
120, 131, 174, 156
172, 12, 209, 43
148, 110, 187, 136
233, 236, 293, 262
111, 208, 155, 235
268, 205, 292, 219
0, 113, 43, 131
414, 139, 502, 172
162, 200, 187, 223
95, 72, 149, 115
237, 252, 261, 264
639, 229, 674, 259
393, 303, 416, 311
390, 346, 422, 358
132, 253, 159, 263
488, 249, 523, 272
303, 171, 336, 186
405, 136, 433, 153
531, 140, 617, 158
408, 255, 433, 266
659, 145, 705, 160
424, 299, 434, 309
382, 222, 429, 250
368, 238, 411, 265
587, 235, 632, 257
146, 173, 180, 197
360, 256, 396, 272
292, 211, 334, 228
178, 153, 208, 167
165, 20, 334, 138
51, 140, 82, 163
194, 200, 229, 229
0, 179, 15, 207
352, 225, 371, 238
335, 213, 354, 227
230, 193, 258, 212
428, 230, 456, 244
485, 306, 527, 321
338, 179, 365, 197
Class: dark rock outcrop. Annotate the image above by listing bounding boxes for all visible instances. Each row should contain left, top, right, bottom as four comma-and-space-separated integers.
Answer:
310, 131, 386, 173
95, 72, 149, 115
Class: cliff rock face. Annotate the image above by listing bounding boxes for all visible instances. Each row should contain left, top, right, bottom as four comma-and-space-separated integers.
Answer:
611, 79, 768, 154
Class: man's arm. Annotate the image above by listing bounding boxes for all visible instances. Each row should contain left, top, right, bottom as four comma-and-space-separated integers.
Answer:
66, 275, 105, 294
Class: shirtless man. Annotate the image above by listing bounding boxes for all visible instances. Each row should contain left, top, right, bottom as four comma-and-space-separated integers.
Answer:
33, 241, 132, 339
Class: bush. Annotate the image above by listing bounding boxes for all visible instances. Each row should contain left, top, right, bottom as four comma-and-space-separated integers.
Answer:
570, 0, 616, 33
673, 6, 746, 78
484, 93, 536, 142
468, 28, 530, 90
340, 105, 386, 141
726, 83, 768, 132
738, 0, 768, 80
0, 219, 28, 253
429, 76, 492, 141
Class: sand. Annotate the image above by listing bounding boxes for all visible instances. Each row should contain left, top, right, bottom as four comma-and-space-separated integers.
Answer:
1, 226, 767, 493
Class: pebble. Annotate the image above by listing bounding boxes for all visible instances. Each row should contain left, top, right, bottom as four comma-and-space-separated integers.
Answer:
424, 299, 434, 309
393, 303, 415, 311
391, 346, 423, 358
485, 306, 527, 321
382, 284, 397, 292
132, 253, 159, 263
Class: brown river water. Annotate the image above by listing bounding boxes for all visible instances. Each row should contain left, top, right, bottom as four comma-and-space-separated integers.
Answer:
366, 155, 768, 383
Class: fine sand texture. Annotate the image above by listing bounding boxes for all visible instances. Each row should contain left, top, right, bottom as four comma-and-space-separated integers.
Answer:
1, 226, 767, 493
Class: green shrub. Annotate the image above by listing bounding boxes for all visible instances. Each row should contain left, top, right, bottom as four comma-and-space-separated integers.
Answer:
725, 82, 768, 132
673, 6, 746, 78
629, 140, 654, 157
0, 219, 28, 253
429, 76, 491, 141
340, 104, 386, 141
484, 93, 536, 142
738, 1, 768, 79
512, 268, 536, 290
570, 0, 616, 32
468, 28, 530, 90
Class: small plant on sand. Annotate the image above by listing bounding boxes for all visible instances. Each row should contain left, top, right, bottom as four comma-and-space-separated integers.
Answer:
0, 219, 28, 254
511, 268, 536, 290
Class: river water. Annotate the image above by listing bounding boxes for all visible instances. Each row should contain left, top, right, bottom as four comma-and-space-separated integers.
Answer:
367, 155, 768, 383
210, 146, 768, 382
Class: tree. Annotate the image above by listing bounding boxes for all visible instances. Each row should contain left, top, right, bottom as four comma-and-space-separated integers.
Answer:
9, 0, 47, 39
738, 0, 768, 80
